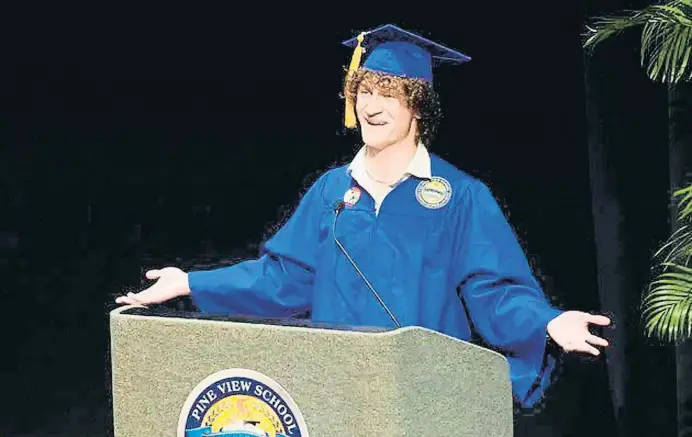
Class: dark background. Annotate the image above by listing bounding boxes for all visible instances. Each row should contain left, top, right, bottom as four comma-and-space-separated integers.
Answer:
0, 2, 684, 436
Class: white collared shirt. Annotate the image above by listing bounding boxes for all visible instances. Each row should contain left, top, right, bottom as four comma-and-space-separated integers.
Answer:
347, 143, 432, 214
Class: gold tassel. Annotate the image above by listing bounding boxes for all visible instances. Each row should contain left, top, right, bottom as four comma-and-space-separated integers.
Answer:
344, 32, 366, 128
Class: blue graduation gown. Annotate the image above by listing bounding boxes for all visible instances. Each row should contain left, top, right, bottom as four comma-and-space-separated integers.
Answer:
188, 154, 563, 408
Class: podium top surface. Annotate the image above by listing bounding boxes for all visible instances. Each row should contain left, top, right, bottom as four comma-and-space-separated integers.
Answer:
109, 305, 505, 359
111, 305, 393, 333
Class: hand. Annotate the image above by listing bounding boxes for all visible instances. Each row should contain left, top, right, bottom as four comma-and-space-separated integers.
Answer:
546, 311, 611, 356
115, 267, 191, 306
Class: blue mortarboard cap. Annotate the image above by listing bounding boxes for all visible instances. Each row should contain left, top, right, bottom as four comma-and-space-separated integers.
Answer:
342, 24, 471, 83
341, 24, 470, 127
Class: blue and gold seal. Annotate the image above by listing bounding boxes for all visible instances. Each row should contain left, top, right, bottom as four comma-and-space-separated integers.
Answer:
416, 176, 452, 209
177, 369, 310, 437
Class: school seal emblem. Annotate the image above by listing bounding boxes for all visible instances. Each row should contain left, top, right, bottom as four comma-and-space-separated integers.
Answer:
416, 176, 452, 209
177, 368, 310, 437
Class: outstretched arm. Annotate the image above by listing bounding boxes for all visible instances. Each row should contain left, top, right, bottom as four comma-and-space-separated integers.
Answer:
117, 174, 329, 319
188, 174, 329, 317
453, 180, 564, 407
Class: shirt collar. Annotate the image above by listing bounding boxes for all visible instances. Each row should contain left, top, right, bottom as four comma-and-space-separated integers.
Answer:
347, 143, 432, 180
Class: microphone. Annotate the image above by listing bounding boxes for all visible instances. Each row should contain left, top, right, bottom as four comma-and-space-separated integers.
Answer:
332, 201, 401, 328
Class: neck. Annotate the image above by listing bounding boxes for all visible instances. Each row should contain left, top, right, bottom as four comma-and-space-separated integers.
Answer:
364, 137, 418, 184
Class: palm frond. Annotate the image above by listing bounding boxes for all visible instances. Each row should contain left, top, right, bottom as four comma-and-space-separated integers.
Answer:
652, 184, 692, 265
654, 224, 692, 264
583, 0, 692, 84
674, 184, 692, 220
642, 263, 692, 342
642, 264, 692, 342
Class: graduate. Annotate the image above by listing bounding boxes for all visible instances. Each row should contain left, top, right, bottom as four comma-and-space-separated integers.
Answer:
116, 24, 611, 408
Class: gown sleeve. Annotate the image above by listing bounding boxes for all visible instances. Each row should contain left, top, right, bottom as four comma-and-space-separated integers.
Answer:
453, 180, 563, 408
186, 174, 328, 318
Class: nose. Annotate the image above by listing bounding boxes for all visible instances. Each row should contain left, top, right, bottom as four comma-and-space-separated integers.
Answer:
365, 107, 384, 117
357, 91, 385, 118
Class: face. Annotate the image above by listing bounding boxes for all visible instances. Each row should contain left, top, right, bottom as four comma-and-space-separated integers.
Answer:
355, 78, 418, 150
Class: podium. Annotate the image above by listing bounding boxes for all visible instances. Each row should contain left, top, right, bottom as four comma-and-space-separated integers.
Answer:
109, 305, 514, 436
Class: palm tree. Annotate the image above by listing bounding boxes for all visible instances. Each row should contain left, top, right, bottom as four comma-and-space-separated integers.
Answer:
583, 0, 692, 342
584, 0, 692, 84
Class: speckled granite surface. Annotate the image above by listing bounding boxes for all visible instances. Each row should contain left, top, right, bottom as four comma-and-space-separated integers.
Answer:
110, 306, 513, 437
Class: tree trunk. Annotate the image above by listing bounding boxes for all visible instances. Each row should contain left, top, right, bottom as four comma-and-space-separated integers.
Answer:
583, 28, 677, 436
583, 49, 628, 435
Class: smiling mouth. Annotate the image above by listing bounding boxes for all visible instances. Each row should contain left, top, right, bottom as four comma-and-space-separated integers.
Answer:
366, 119, 387, 126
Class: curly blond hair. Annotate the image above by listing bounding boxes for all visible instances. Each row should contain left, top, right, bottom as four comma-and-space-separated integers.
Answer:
343, 68, 442, 147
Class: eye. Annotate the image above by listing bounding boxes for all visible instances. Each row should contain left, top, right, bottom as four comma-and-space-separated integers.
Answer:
358, 88, 372, 95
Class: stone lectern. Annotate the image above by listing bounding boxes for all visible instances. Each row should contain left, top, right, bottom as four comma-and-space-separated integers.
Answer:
109, 305, 513, 437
